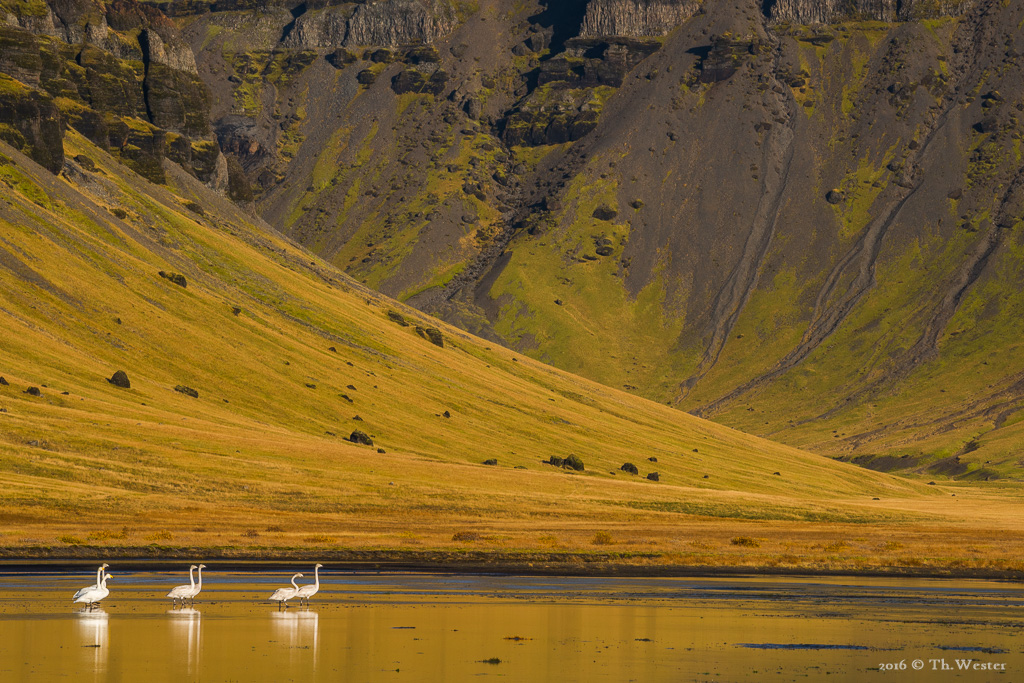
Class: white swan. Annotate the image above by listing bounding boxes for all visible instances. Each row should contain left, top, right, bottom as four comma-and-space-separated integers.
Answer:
269, 573, 303, 609
73, 563, 109, 604
295, 564, 323, 606
186, 564, 206, 606
74, 572, 112, 608
167, 565, 197, 607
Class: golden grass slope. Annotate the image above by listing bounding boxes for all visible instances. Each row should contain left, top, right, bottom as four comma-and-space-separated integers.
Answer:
0, 132, 1022, 572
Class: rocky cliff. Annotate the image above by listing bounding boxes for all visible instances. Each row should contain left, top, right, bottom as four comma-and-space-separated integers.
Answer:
283, 0, 458, 49
0, 0, 224, 186
580, 0, 701, 37
768, 0, 975, 23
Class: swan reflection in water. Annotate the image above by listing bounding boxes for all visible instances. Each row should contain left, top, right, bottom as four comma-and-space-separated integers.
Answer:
167, 607, 202, 675
75, 608, 109, 675
271, 608, 320, 670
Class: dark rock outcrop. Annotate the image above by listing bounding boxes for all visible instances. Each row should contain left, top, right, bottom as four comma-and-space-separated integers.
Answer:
388, 310, 411, 326
174, 384, 199, 397
415, 326, 444, 347
107, 370, 131, 388
349, 429, 373, 445
0, 74, 64, 173
563, 454, 585, 471
390, 67, 448, 96
159, 270, 187, 287
620, 462, 638, 474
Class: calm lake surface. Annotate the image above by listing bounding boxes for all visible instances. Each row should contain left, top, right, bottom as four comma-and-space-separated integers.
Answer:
0, 571, 1020, 681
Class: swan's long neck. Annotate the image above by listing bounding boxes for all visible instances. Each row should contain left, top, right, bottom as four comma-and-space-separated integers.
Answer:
100, 575, 109, 588
291, 574, 300, 589
188, 565, 196, 589
195, 566, 203, 589
95, 566, 104, 586
314, 565, 320, 589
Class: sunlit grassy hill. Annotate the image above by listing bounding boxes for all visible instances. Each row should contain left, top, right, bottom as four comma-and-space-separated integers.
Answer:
1, 132, 1022, 570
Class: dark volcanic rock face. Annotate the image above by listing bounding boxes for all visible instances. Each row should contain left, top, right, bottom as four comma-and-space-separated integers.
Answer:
580, 0, 701, 37
768, 0, 975, 23
0, 0, 223, 185
0, 74, 65, 173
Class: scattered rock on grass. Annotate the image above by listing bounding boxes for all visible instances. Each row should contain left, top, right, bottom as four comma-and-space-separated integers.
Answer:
174, 385, 199, 398
547, 456, 564, 467
415, 326, 444, 348
647, 472, 660, 481
648, 456, 658, 462
620, 462, 638, 474
563, 454, 584, 471
349, 430, 373, 446
483, 459, 497, 466
593, 205, 617, 221
24, 387, 41, 396
107, 370, 131, 388
387, 310, 411, 327
0, 377, 8, 386
158, 271, 187, 288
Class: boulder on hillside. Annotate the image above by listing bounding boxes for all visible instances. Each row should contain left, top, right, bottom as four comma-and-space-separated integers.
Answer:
174, 384, 198, 398
24, 387, 41, 396
158, 270, 187, 288
563, 454, 584, 471
387, 310, 411, 326
415, 326, 444, 348
593, 205, 617, 221
107, 370, 131, 388
349, 430, 373, 446
647, 472, 660, 481
0, 377, 8, 386
620, 462, 638, 474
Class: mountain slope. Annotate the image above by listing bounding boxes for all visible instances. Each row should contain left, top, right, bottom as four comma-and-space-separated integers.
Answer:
175, 0, 1024, 478
5, 132, 1015, 565
2, 0, 1024, 483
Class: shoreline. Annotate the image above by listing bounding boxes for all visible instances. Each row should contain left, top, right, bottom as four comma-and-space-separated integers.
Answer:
1, 549, 1021, 581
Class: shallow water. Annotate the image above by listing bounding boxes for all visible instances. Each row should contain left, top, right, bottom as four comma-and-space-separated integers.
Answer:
0, 572, 1021, 681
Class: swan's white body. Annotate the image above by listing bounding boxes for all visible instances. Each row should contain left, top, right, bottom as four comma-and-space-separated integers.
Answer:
74, 572, 112, 608
294, 564, 323, 605
185, 564, 205, 605
73, 564, 109, 604
167, 565, 197, 606
269, 573, 303, 608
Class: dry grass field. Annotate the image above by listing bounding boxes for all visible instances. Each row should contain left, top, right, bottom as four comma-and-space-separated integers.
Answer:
1, 134, 1023, 575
